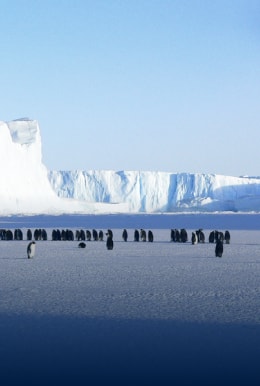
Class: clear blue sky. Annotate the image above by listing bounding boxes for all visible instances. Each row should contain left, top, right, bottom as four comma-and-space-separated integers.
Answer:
1, 0, 259, 176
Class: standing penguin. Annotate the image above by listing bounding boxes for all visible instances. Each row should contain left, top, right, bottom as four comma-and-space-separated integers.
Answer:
191, 232, 198, 245
224, 230, 231, 244
122, 229, 128, 242
134, 229, 139, 242
27, 241, 36, 259
148, 230, 154, 242
215, 239, 224, 257
140, 229, 146, 242
106, 234, 114, 250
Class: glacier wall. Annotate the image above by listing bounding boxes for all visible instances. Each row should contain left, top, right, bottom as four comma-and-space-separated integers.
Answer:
48, 170, 260, 213
0, 118, 60, 214
0, 119, 125, 215
1, 118, 260, 215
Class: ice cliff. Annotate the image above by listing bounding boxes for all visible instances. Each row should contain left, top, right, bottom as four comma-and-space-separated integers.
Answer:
0, 118, 59, 214
48, 170, 260, 212
1, 118, 260, 215
0, 119, 124, 215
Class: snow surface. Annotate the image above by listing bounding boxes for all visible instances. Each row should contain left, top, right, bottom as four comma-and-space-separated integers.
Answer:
2, 118, 260, 215
0, 214, 259, 385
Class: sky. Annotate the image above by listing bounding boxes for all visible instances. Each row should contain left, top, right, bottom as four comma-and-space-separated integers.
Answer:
0, 0, 259, 176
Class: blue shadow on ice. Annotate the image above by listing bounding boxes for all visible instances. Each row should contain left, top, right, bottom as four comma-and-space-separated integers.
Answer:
0, 314, 259, 386
2, 213, 260, 230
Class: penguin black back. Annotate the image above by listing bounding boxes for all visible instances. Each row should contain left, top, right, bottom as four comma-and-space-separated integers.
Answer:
215, 239, 224, 257
122, 229, 128, 242
78, 242, 86, 248
106, 235, 114, 250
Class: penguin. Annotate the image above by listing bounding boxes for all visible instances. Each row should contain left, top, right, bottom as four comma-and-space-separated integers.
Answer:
134, 229, 139, 242
191, 232, 198, 245
148, 230, 154, 242
27, 241, 36, 259
122, 229, 128, 242
170, 229, 176, 242
140, 229, 146, 242
175, 229, 180, 242
86, 230, 91, 241
209, 231, 215, 243
98, 230, 104, 241
79, 229, 86, 241
92, 229, 98, 241
42, 229, 48, 241
14, 229, 23, 240
224, 230, 231, 244
78, 242, 86, 248
215, 239, 224, 257
106, 235, 114, 250
27, 229, 32, 241
180, 228, 188, 243
107, 229, 113, 238
6, 230, 13, 240
196, 229, 205, 243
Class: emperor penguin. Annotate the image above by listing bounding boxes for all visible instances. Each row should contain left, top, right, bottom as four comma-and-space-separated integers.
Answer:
78, 242, 86, 248
215, 239, 224, 258
191, 232, 198, 245
122, 229, 128, 242
106, 234, 114, 250
148, 230, 154, 242
27, 241, 36, 259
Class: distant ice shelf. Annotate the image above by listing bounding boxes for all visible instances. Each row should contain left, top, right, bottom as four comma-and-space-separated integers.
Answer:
1, 118, 260, 215
48, 170, 260, 213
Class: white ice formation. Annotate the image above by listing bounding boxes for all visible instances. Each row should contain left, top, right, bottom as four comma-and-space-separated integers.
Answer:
1, 118, 260, 215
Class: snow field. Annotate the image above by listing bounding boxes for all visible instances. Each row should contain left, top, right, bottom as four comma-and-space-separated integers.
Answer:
0, 229, 259, 324
0, 224, 259, 385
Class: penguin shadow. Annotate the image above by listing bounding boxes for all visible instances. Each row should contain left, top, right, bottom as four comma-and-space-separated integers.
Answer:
0, 257, 26, 260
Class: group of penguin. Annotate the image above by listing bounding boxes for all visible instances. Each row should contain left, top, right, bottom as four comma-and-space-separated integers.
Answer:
78, 229, 114, 250
27, 230, 114, 258
26, 228, 229, 259
190, 229, 230, 257
78, 228, 154, 250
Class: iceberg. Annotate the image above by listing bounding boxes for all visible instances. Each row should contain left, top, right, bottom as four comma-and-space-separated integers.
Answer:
1, 118, 260, 215
48, 169, 260, 213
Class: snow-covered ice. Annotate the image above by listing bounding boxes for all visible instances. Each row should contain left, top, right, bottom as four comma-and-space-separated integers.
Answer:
0, 214, 259, 385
